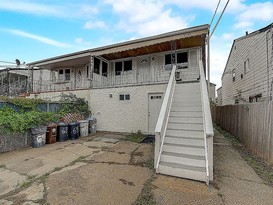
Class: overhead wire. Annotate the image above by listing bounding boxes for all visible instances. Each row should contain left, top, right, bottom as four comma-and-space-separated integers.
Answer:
210, 0, 221, 26
210, 0, 230, 39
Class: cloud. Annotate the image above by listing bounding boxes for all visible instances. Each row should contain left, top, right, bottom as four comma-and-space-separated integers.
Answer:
84, 21, 107, 29
6, 29, 71, 48
103, 0, 190, 36
234, 1, 273, 30
0, 0, 98, 19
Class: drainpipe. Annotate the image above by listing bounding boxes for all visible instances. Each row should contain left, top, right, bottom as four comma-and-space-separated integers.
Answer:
7, 68, 10, 96
266, 29, 270, 101
207, 30, 211, 98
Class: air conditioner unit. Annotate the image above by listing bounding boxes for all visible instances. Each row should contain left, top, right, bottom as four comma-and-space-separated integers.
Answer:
175, 71, 182, 81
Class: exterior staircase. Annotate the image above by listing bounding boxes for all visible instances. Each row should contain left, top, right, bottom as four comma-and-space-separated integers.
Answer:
157, 82, 207, 182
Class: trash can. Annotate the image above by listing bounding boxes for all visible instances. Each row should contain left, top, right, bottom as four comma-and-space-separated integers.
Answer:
46, 123, 57, 144
57, 122, 69, 142
79, 120, 89, 137
68, 122, 80, 140
31, 126, 47, 148
87, 115, 97, 134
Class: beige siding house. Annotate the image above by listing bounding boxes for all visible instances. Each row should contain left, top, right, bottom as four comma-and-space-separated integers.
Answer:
27, 24, 214, 183
221, 23, 273, 105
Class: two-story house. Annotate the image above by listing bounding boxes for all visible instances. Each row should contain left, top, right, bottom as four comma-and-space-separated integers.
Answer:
27, 24, 213, 183
221, 23, 273, 105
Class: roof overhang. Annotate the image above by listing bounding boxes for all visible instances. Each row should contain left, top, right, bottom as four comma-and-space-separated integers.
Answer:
28, 24, 209, 70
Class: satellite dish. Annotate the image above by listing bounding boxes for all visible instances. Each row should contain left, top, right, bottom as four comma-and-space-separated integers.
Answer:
15, 59, 20, 67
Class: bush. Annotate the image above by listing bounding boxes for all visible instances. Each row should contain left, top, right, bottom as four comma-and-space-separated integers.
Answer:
0, 106, 59, 134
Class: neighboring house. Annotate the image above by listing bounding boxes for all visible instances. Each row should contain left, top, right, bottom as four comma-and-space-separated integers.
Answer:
217, 87, 222, 105
0, 67, 51, 97
27, 24, 213, 183
221, 23, 273, 105
209, 82, 216, 102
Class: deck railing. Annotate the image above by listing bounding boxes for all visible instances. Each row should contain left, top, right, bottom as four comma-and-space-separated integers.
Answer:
199, 60, 214, 184
93, 66, 171, 88
154, 65, 177, 170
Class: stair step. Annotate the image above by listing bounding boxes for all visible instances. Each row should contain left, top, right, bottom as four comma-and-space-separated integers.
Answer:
167, 123, 203, 131
172, 102, 201, 106
171, 106, 202, 112
163, 143, 205, 156
168, 117, 203, 124
166, 129, 204, 138
158, 162, 206, 182
165, 136, 205, 146
170, 111, 202, 118
161, 151, 206, 167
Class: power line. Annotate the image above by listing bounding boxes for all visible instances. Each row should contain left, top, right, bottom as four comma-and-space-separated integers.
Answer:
210, 0, 221, 26
210, 0, 230, 39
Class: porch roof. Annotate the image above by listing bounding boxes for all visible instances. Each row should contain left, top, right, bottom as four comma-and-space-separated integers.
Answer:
28, 24, 209, 69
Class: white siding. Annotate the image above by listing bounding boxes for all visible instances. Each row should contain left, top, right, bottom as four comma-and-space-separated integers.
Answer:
222, 28, 273, 105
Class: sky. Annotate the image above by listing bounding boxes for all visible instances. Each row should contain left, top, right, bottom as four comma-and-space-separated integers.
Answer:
1, 0, 273, 89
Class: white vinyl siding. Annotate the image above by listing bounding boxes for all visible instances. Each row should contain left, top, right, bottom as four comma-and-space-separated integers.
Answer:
222, 29, 273, 105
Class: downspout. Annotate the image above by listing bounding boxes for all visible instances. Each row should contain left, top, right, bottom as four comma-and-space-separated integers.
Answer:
266, 29, 270, 101
207, 29, 211, 97
7, 68, 10, 96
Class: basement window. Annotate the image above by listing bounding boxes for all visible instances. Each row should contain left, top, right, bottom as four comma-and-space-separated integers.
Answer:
119, 94, 130, 101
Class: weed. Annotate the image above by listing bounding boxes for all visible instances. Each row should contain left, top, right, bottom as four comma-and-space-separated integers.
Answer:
27, 175, 37, 180
0, 164, 6, 169
70, 156, 85, 166
20, 181, 32, 188
133, 176, 156, 205
52, 167, 62, 172
127, 130, 146, 143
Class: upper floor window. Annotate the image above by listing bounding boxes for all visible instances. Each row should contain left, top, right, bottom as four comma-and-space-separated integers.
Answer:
115, 60, 132, 75
54, 69, 71, 82
232, 69, 236, 82
165, 51, 188, 69
244, 58, 249, 74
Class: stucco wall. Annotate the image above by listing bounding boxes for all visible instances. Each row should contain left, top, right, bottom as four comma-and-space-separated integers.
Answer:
89, 84, 167, 133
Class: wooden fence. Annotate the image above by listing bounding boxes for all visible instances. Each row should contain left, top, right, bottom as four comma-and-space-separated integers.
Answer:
211, 102, 273, 165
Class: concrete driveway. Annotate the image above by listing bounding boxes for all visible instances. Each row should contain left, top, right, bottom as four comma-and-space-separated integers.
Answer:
0, 131, 273, 205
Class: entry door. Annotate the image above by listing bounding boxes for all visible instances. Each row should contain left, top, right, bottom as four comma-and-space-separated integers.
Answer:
148, 93, 163, 135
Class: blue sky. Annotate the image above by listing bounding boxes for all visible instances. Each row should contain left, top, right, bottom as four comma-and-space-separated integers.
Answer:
1, 0, 273, 88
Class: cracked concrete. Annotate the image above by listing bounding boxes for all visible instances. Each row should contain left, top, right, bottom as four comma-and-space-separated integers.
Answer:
0, 131, 273, 205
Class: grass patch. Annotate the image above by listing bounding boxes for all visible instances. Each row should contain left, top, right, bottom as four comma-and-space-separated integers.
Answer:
27, 175, 37, 180
133, 176, 156, 205
20, 181, 32, 188
215, 124, 273, 186
126, 130, 146, 143
70, 156, 86, 166
0, 164, 6, 169
52, 167, 62, 172
37, 173, 50, 183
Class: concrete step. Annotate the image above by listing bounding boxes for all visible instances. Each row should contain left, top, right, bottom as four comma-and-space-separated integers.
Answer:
161, 151, 206, 167
158, 162, 206, 182
169, 111, 202, 118
168, 116, 203, 124
166, 129, 204, 138
171, 106, 202, 112
163, 143, 205, 156
165, 136, 205, 146
167, 123, 203, 131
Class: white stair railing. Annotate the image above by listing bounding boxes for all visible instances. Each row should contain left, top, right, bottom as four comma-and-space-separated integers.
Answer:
154, 65, 177, 170
199, 60, 214, 185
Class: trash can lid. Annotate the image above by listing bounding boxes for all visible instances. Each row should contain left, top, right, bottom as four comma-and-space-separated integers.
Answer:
57, 122, 68, 126
69, 122, 80, 126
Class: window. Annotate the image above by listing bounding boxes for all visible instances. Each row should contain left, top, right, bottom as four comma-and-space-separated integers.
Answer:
232, 69, 236, 82
115, 60, 132, 75
119, 94, 130, 101
244, 59, 249, 74
54, 69, 71, 82
165, 51, 188, 69
102, 61, 108, 77
94, 57, 100, 74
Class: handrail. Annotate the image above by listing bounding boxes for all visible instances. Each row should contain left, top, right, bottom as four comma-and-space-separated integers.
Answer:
154, 65, 177, 169
199, 60, 214, 185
